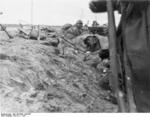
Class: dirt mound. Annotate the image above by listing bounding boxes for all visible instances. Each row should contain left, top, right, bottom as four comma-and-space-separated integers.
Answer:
0, 30, 117, 113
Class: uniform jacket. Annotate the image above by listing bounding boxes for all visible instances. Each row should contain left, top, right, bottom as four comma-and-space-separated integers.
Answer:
89, 0, 150, 112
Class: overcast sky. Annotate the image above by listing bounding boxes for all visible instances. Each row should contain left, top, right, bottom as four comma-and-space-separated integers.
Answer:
0, 0, 120, 26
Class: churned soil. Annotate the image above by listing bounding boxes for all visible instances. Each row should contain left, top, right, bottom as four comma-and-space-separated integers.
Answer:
0, 27, 117, 114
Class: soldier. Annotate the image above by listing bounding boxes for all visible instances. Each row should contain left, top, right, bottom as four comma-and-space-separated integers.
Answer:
64, 20, 83, 39
89, 0, 150, 112
84, 35, 101, 52
92, 20, 99, 27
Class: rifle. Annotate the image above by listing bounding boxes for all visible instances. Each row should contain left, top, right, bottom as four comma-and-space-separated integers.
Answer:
0, 24, 12, 39
56, 33, 87, 54
106, 0, 137, 112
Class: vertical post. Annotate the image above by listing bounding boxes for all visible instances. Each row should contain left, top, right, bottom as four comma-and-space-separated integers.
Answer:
106, 0, 126, 112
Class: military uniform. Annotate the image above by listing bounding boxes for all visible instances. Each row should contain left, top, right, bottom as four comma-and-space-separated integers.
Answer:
90, 0, 150, 112
63, 20, 83, 40
65, 26, 83, 39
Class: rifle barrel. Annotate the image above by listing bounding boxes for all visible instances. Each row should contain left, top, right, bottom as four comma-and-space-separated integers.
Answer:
0, 24, 12, 39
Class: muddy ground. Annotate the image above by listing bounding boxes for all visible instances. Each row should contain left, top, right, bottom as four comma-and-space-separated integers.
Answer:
0, 26, 117, 113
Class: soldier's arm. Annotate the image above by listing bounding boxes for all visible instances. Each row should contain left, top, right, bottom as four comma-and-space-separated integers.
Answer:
89, 0, 119, 13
